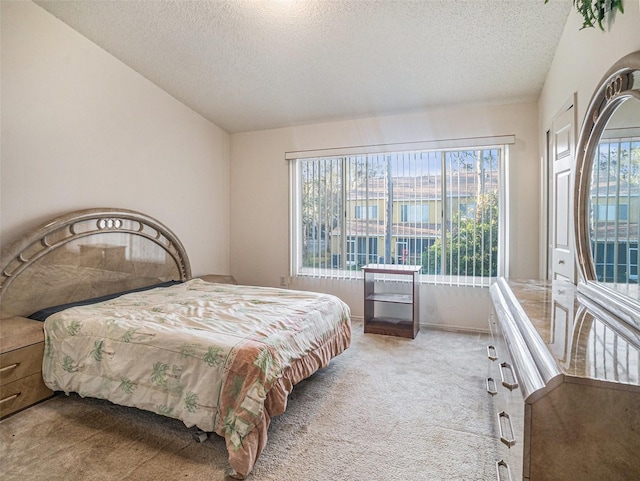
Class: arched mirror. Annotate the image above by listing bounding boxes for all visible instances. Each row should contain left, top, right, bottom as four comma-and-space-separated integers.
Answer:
575, 50, 640, 329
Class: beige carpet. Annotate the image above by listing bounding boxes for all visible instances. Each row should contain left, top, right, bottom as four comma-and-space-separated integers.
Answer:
1, 321, 497, 480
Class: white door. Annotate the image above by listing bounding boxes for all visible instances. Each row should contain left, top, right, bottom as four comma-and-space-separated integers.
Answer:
550, 102, 576, 282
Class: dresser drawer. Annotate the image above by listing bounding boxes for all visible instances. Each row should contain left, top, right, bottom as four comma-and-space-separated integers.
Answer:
0, 371, 52, 418
0, 342, 45, 386
494, 394, 524, 481
488, 312, 525, 481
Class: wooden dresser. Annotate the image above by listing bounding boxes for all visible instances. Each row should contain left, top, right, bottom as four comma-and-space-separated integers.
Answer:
488, 278, 640, 481
0, 317, 53, 418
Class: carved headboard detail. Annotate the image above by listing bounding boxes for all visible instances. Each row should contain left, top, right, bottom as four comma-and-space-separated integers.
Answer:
0, 208, 191, 318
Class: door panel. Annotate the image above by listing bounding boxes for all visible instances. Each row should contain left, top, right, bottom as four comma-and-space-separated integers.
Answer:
551, 103, 576, 282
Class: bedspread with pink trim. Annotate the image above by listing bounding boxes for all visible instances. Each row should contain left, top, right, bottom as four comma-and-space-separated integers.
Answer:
43, 278, 351, 478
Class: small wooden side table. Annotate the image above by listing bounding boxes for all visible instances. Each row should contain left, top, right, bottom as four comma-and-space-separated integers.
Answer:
0, 317, 53, 418
362, 264, 421, 339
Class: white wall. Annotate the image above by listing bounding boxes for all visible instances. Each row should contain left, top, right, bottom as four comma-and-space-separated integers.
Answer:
538, 1, 640, 280
1, 1, 231, 278
230, 102, 540, 330
244, 2, 640, 331
540, 1, 640, 139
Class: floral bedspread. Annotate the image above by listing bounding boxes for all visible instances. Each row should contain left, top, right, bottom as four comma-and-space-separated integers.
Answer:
42, 278, 351, 478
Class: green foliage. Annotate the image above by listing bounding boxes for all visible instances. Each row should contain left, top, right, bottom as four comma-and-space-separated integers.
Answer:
423, 193, 499, 277
546, 0, 624, 30
596, 141, 640, 186
300, 158, 343, 268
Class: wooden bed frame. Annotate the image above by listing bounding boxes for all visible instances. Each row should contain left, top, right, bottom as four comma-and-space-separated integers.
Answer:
1, 208, 191, 319
0, 208, 351, 479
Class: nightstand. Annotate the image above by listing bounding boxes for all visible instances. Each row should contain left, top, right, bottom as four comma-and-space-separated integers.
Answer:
362, 264, 421, 339
197, 274, 237, 284
0, 317, 53, 418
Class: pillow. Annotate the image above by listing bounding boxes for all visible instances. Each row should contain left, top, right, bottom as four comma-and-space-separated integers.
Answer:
28, 280, 183, 321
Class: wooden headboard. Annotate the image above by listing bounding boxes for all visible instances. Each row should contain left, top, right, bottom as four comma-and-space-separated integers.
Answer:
0, 208, 191, 318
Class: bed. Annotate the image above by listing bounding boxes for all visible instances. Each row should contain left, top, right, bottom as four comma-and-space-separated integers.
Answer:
0, 208, 351, 479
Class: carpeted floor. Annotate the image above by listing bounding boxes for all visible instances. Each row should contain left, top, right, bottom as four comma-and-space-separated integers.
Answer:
0, 321, 497, 480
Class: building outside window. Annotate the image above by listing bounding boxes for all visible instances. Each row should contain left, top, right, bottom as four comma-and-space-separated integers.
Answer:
400, 204, 429, 223
354, 205, 378, 220
290, 142, 508, 286
590, 137, 639, 283
595, 204, 629, 222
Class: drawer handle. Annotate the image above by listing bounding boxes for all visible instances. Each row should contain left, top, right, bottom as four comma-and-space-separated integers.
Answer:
487, 345, 498, 361
497, 411, 516, 448
0, 362, 20, 374
499, 361, 519, 391
486, 377, 497, 396
496, 459, 512, 481
0, 392, 21, 405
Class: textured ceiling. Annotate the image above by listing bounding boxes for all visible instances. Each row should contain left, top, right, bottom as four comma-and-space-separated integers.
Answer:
34, 0, 572, 133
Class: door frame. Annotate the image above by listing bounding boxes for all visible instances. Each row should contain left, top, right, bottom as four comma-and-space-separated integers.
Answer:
543, 94, 578, 281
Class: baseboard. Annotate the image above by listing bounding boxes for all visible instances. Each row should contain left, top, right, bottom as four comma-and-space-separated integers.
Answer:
419, 322, 490, 334
350, 315, 490, 334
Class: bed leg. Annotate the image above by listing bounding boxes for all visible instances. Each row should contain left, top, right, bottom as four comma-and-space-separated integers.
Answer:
192, 428, 209, 443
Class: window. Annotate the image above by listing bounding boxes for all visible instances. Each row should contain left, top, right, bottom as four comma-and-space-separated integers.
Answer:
400, 204, 429, 223
290, 141, 508, 286
355, 205, 378, 220
590, 137, 639, 283
596, 204, 629, 222
630, 247, 639, 282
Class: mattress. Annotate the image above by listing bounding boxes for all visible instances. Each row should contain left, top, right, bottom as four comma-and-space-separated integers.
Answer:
42, 278, 351, 478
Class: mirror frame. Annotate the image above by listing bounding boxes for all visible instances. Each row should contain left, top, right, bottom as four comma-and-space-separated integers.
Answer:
574, 50, 640, 329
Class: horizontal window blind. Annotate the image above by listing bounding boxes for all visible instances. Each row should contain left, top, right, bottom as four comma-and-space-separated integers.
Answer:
290, 142, 507, 287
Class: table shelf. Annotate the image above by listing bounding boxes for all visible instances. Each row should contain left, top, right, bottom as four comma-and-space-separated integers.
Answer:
362, 264, 421, 339
365, 293, 413, 304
